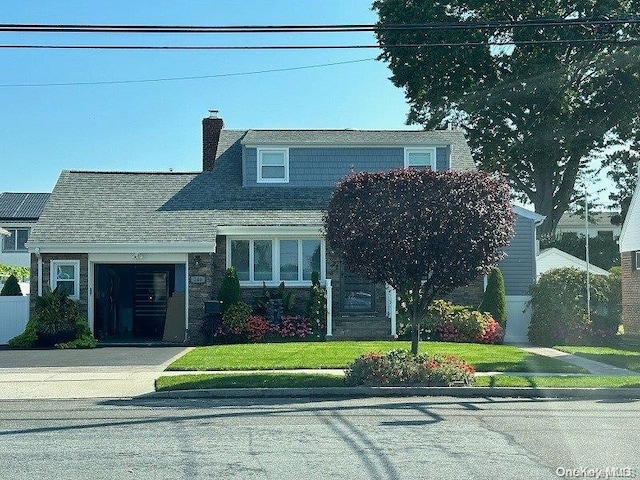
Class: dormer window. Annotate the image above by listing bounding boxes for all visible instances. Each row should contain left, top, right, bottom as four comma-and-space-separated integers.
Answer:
257, 148, 289, 183
404, 147, 436, 170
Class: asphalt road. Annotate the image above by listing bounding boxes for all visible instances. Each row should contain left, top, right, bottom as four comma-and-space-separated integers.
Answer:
1, 396, 638, 479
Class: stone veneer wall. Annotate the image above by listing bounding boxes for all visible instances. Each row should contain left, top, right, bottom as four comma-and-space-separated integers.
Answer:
621, 251, 640, 335
29, 253, 89, 317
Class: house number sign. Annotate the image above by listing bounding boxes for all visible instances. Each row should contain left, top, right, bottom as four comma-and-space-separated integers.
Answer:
190, 276, 206, 284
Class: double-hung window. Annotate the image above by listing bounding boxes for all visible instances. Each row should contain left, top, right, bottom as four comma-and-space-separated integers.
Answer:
404, 147, 436, 170
2, 228, 29, 252
257, 148, 289, 183
50, 260, 80, 299
635, 251, 640, 271
228, 238, 323, 284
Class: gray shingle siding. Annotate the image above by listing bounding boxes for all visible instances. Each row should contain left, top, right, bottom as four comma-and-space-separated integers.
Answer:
436, 147, 450, 171
499, 214, 536, 296
245, 147, 404, 187
244, 146, 454, 187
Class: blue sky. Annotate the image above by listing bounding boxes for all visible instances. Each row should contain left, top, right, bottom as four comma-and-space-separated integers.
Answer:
0, 0, 613, 207
0, 1, 413, 193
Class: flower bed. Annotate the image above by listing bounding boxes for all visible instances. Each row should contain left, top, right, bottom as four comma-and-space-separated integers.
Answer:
344, 349, 475, 387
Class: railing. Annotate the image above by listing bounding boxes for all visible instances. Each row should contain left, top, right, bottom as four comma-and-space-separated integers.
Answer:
0, 295, 30, 344
326, 279, 332, 337
385, 284, 397, 337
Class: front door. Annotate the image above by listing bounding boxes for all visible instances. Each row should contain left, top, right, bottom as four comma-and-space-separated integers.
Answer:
341, 267, 375, 313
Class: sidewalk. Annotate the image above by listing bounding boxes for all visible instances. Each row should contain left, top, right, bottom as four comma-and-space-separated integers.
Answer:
0, 346, 637, 400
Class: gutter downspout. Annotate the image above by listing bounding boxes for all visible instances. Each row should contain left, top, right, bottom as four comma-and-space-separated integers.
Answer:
35, 247, 42, 296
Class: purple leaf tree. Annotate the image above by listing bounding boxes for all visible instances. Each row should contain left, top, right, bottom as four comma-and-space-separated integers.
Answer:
324, 168, 515, 354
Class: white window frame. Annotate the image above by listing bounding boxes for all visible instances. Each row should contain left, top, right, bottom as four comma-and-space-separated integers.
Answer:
1, 227, 30, 252
226, 237, 325, 286
635, 251, 640, 270
50, 259, 81, 300
257, 148, 289, 183
404, 147, 437, 170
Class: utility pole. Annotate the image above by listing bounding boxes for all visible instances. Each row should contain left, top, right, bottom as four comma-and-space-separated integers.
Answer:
585, 184, 591, 321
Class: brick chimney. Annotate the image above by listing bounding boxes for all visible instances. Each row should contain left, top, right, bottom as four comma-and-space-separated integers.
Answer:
203, 110, 224, 171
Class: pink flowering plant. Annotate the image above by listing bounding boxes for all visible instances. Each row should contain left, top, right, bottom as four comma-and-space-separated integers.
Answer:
344, 349, 475, 387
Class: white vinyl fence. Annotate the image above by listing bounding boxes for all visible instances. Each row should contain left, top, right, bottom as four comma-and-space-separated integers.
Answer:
0, 296, 30, 344
504, 295, 532, 344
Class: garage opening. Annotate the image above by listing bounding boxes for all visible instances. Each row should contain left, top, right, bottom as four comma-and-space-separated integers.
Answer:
94, 264, 186, 343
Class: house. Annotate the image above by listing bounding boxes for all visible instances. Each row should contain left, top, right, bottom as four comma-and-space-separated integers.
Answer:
537, 247, 610, 278
619, 175, 640, 335
27, 112, 541, 344
0, 192, 50, 269
555, 211, 621, 239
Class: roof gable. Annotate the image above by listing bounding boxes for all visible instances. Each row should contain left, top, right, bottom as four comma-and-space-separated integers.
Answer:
620, 179, 640, 252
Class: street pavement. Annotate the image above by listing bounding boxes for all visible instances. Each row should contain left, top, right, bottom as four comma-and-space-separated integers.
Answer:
1, 396, 638, 479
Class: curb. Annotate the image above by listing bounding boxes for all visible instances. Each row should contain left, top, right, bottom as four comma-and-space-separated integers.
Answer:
147, 386, 640, 400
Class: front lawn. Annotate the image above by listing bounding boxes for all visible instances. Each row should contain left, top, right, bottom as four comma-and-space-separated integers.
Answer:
168, 341, 587, 373
554, 345, 640, 373
156, 373, 345, 391
475, 375, 640, 388
155, 373, 640, 391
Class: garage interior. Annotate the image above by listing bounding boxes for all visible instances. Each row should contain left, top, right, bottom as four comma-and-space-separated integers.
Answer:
94, 263, 186, 343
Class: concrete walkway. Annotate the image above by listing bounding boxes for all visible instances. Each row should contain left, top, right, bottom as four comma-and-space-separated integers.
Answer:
0, 346, 637, 400
520, 346, 638, 376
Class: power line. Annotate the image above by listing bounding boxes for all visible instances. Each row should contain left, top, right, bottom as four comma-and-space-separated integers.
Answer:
1, 18, 638, 33
0, 57, 376, 88
1, 38, 638, 50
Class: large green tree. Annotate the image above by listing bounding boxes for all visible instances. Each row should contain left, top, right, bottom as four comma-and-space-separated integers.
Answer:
603, 140, 639, 226
373, 0, 640, 233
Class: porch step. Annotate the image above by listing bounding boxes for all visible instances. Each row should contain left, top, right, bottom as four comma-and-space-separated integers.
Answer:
328, 316, 392, 340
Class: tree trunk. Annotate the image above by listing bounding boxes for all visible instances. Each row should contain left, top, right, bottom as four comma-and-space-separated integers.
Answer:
410, 287, 421, 355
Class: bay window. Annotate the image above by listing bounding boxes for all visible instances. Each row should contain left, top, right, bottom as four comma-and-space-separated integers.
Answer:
227, 237, 324, 284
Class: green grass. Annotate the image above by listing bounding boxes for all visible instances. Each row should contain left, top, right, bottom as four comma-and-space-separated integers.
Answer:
168, 341, 587, 373
476, 375, 640, 388
554, 345, 640, 373
155, 373, 640, 391
156, 373, 345, 391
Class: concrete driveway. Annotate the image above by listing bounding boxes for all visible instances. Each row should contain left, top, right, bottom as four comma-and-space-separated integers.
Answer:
0, 346, 191, 400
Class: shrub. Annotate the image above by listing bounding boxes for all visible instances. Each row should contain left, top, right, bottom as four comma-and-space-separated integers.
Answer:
423, 300, 502, 344
33, 287, 81, 347
55, 316, 97, 349
279, 315, 312, 339
218, 267, 241, 314
221, 302, 252, 335
0, 274, 22, 296
8, 288, 97, 349
246, 315, 277, 342
528, 267, 620, 346
424, 354, 477, 386
478, 267, 507, 327
344, 349, 475, 386
306, 271, 327, 339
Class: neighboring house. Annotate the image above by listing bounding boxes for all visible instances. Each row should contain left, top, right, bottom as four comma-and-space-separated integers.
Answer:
619, 177, 640, 335
555, 211, 621, 239
28, 113, 541, 344
537, 248, 610, 278
0, 192, 50, 269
